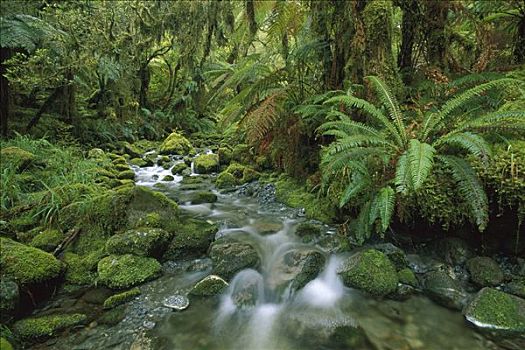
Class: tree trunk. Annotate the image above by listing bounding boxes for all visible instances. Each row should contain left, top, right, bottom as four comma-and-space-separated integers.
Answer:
26, 88, 62, 132
514, 13, 525, 64
0, 48, 12, 137
397, 0, 419, 83
423, 0, 449, 69
138, 64, 150, 109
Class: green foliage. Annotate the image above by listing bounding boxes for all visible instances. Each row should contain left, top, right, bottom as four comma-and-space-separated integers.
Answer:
320, 76, 525, 242
13, 314, 86, 339
103, 288, 141, 309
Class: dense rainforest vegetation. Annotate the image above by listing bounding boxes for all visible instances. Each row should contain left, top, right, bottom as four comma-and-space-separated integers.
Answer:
1, 1, 524, 350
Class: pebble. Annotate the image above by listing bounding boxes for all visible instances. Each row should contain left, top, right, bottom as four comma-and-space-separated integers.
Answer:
163, 294, 190, 311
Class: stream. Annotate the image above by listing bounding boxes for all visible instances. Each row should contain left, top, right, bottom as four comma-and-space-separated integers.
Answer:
33, 153, 499, 350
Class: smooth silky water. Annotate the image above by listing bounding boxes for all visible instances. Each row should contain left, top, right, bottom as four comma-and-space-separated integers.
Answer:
42, 160, 498, 350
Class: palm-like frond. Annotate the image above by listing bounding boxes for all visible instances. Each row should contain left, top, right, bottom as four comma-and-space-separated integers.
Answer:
407, 139, 435, 190
438, 155, 489, 231
365, 76, 407, 146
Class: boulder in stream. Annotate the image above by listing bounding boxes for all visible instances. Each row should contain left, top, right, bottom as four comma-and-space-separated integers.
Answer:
423, 270, 468, 310
106, 227, 172, 258
97, 254, 161, 289
163, 219, 217, 260
190, 275, 228, 296
159, 131, 195, 155
337, 249, 398, 297
194, 154, 219, 174
13, 313, 87, 339
466, 256, 504, 287
163, 295, 190, 311
210, 238, 260, 280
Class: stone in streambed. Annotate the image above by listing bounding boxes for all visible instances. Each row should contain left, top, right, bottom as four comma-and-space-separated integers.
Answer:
190, 275, 228, 296
423, 270, 467, 310
466, 256, 504, 287
163, 295, 189, 311
210, 238, 260, 280
97, 254, 161, 289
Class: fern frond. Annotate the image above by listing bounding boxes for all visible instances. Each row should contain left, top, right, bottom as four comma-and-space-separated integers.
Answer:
437, 155, 489, 231
326, 135, 392, 154
395, 153, 411, 194
435, 131, 491, 162
242, 91, 285, 144
422, 78, 524, 138
407, 139, 435, 190
456, 110, 525, 134
353, 200, 372, 245
323, 94, 403, 148
365, 76, 407, 146
370, 186, 395, 233
339, 173, 369, 208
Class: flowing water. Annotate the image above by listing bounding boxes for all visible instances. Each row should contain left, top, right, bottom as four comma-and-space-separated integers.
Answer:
37, 155, 500, 350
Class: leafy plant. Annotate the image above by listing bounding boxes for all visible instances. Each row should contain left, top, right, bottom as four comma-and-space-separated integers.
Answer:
319, 75, 525, 243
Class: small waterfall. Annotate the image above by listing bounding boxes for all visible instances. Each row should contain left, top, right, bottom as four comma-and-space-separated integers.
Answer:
296, 256, 345, 308
246, 303, 282, 350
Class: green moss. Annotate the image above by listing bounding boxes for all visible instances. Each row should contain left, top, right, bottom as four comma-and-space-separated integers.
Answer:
63, 249, 105, 286
30, 229, 64, 252
97, 254, 161, 289
194, 154, 219, 174
181, 176, 205, 185
163, 218, 218, 260
129, 158, 148, 167
87, 148, 105, 159
0, 146, 35, 171
231, 144, 252, 163
105, 227, 171, 257
13, 313, 87, 339
0, 337, 13, 350
467, 257, 504, 287
121, 142, 143, 158
103, 288, 141, 309
171, 162, 188, 175
218, 147, 232, 165
295, 223, 322, 237
0, 238, 63, 285
190, 275, 228, 296
398, 268, 418, 287
215, 172, 237, 188
159, 131, 195, 155
117, 170, 135, 180
275, 176, 336, 223
338, 249, 398, 296
190, 191, 218, 204
465, 288, 525, 334
161, 175, 175, 181
97, 305, 126, 325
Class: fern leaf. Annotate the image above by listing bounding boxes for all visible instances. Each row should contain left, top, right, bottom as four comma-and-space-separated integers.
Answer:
370, 186, 395, 233
353, 200, 372, 245
438, 155, 489, 231
395, 153, 411, 194
435, 132, 491, 162
365, 76, 407, 146
407, 139, 435, 190
457, 110, 525, 134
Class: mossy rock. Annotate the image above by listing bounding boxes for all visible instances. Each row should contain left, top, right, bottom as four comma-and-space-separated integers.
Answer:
125, 186, 179, 230
13, 313, 87, 339
337, 249, 398, 296
189, 275, 228, 296
1, 146, 35, 171
274, 176, 335, 224
30, 229, 64, 252
97, 254, 161, 289
218, 147, 232, 166
103, 288, 141, 309
190, 191, 218, 204
215, 172, 237, 189
505, 278, 525, 298
231, 144, 251, 163
295, 222, 322, 237
372, 243, 408, 270
398, 268, 418, 287
129, 158, 148, 167
163, 219, 218, 260
181, 176, 205, 185
0, 338, 13, 350
159, 132, 195, 155
171, 162, 188, 175
464, 288, 525, 337
210, 238, 260, 280
87, 148, 105, 159
194, 154, 219, 174
97, 305, 126, 326
423, 270, 467, 310
162, 175, 175, 181
105, 227, 171, 257
111, 155, 128, 165
63, 250, 105, 286
117, 170, 135, 180
121, 142, 143, 158
0, 238, 63, 285
0, 279, 19, 315
467, 257, 504, 287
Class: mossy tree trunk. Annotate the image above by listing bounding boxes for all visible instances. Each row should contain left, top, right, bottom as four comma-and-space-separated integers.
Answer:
422, 0, 449, 70
514, 12, 525, 64
0, 47, 11, 137
396, 0, 420, 84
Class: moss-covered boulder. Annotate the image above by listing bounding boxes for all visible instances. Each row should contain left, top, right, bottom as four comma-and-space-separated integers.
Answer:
163, 219, 218, 260
121, 142, 143, 158
117, 170, 135, 180
125, 186, 179, 230
398, 268, 418, 287
171, 162, 188, 175
162, 175, 175, 181
295, 222, 322, 237
464, 288, 525, 338
13, 313, 87, 339
434, 237, 474, 266
210, 238, 260, 280
159, 131, 195, 155
194, 154, 219, 174
215, 172, 237, 189
87, 148, 105, 159
0, 338, 13, 350
97, 254, 161, 289
0, 279, 19, 315
29, 228, 64, 252
218, 147, 232, 166
423, 270, 467, 310
1, 146, 35, 171
190, 191, 218, 204
505, 278, 525, 298
467, 257, 504, 287
0, 238, 63, 285
129, 158, 148, 167
103, 288, 141, 309
106, 227, 171, 258
337, 249, 398, 296
372, 243, 408, 270
189, 275, 229, 296
231, 144, 251, 163
270, 248, 326, 293
63, 250, 104, 286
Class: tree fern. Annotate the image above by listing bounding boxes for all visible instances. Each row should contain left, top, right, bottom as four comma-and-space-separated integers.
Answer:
437, 155, 489, 231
